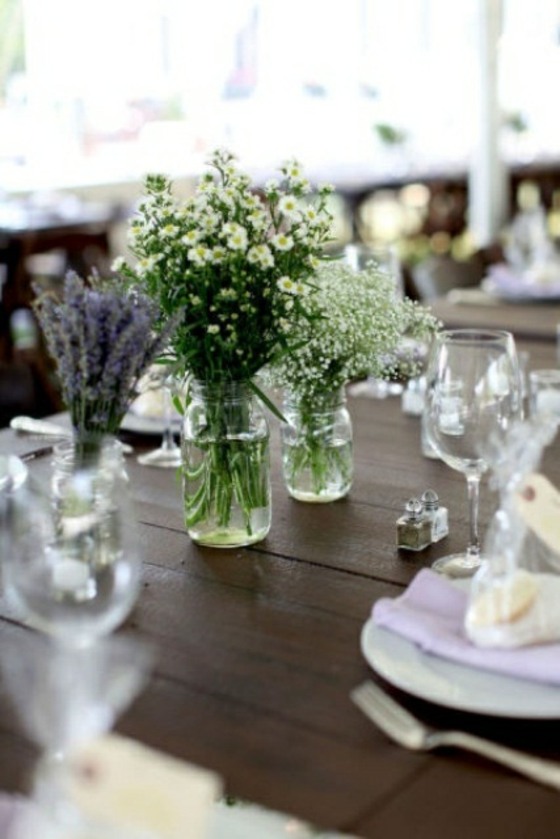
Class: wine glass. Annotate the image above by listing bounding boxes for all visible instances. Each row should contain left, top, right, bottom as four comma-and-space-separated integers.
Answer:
0, 630, 153, 836
423, 329, 521, 578
344, 243, 404, 398
137, 367, 182, 468
2, 460, 142, 647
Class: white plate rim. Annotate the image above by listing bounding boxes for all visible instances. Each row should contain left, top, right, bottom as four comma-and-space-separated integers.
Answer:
482, 277, 560, 303
120, 412, 182, 435
361, 618, 560, 719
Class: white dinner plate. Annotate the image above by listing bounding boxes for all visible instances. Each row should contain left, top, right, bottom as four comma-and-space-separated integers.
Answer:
481, 276, 560, 304
120, 412, 182, 436
209, 799, 354, 838
361, 618, 560, 719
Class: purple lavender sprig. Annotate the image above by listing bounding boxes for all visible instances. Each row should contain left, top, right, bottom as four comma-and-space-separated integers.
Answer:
33, 272, 172, 438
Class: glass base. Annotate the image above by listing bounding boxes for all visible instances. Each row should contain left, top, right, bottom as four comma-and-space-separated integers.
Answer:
287, 487, 349, 503
348, 377, 403, 399
432, 552, 481, 579
190, 525, 269, 548
137, 446, 182, 468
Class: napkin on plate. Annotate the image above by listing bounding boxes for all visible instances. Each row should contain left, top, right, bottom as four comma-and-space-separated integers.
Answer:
372, 569, 560, 685
483, 262, 560, 299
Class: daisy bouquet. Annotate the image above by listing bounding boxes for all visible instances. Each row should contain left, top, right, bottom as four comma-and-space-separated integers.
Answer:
116, 147, 333, 390
116, 148, 334, 543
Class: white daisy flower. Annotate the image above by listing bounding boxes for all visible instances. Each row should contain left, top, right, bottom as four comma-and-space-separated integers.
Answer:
137, 255, 158, 275
247, 246, 261, 264
220, 222, 237, 238
181, 230, 200, 245
207, 324, 220, 334
227, 227, 248, 251
277, 276, 295, 293
271, 233, 294, 252
279, 195, 300, 220
244, 193, 262, 210
188, 245, 211, 265
283, 159, 302, 179
201, 213, 220, 233
247, 210, 268, 230
211, 246, 227, 263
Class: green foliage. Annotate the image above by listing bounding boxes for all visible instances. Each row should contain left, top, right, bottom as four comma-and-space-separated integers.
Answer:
0, 0, 25, 97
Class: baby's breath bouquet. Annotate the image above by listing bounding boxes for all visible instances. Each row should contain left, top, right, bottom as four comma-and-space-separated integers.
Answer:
33, 272, 172, 463
267, 261, 439, 501
116, 148, 334, 545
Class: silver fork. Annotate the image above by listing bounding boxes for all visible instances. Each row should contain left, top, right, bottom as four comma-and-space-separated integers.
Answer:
351, 680, 560, 791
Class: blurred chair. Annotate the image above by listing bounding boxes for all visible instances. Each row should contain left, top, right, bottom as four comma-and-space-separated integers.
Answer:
410, 253, 485, 301
0, 360, 36, 427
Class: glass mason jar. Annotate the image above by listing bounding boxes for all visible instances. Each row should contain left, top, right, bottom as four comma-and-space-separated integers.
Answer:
51, 434, 127, 511
51, 434, 131, 586
181, 380, 271, 547
4, 432, 144, 644
281, 388, 353, 502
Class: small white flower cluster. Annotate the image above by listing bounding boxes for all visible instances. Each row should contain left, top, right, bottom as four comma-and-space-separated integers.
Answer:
266, 261, 439, 404
117, 148, 333, 383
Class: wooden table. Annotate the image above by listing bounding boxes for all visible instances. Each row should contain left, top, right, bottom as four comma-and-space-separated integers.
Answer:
1, 336, 559, 839
430, 296, 560, 342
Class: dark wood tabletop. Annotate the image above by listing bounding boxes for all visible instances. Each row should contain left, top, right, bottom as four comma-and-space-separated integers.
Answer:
1, 331, 560, 839
430, 296, 560, 342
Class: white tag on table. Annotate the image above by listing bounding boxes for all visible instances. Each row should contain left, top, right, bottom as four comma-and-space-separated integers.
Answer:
515, 472, 560, 554
63, 734, 222, 839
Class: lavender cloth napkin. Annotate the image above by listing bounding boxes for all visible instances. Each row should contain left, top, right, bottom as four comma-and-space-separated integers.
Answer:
487, 263, 560, 299
372, 569, 560, 686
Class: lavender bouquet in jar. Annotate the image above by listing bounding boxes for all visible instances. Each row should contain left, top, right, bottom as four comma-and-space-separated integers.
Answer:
33, 271, 172, 464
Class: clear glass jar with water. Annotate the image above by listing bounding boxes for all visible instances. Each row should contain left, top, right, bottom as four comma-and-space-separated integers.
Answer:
281, 388, 353, 502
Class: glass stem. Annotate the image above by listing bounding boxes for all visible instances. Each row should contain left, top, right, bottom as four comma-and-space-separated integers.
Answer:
466, 472, 481, 561
161, 387, 177, 452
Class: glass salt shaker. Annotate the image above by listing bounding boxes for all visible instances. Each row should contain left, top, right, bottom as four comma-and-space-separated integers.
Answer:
421, 489, 449, 543
396, 498, 432, 551
402, 376, 426, 416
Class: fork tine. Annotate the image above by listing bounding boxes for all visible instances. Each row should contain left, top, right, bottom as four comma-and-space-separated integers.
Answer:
352, 681, 419, 729
351, 680, 428, 748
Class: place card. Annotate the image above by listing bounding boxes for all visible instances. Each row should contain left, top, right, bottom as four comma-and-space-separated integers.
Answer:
63, 733, 222, 838
515, 472, 560, 554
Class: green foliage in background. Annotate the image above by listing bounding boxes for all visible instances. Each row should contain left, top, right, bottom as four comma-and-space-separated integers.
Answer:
0, 0, 24, 99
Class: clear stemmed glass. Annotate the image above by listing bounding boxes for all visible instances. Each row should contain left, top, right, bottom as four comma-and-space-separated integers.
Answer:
137, 368, 182, 469
1, 469, 151, 834
423, 329, 521, 578
0, 630, 153, 836
2, 458, 142, 647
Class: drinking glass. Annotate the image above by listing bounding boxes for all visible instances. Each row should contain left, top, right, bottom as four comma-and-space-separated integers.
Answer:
2, 461, 142, 647
0, 630, 153, 836
137, 368, 182, 468
344, 242, 404, 398
529, 369, 560, 423
423, 329, 521, 578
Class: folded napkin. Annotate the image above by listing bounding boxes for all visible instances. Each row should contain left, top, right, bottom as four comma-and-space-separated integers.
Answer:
483, 262, 560, 300
372, 569, 560, 686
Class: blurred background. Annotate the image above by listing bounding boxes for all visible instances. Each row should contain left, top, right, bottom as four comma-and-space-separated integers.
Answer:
0, 0, 559, 422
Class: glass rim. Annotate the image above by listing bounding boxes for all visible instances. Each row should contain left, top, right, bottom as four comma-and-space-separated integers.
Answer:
436, 328, 514, 345
529, 368, 560, 381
